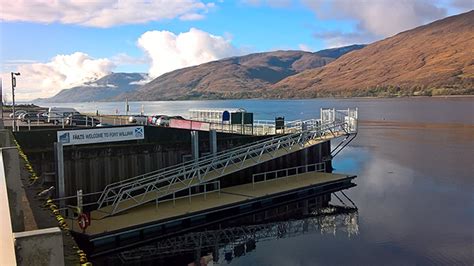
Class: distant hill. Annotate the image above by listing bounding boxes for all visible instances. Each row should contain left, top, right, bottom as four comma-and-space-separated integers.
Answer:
115, 45, 364, 100
39, 73, 149, 103
273, 11, 474, 97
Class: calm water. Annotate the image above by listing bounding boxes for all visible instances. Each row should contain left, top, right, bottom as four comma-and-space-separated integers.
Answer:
50, 97, 474, 265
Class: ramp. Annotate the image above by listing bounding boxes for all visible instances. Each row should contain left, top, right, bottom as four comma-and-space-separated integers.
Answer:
95, 121, 353, 217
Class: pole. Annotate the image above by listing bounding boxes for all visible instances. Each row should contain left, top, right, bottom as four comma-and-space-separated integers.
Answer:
55, 142, 65, 209
126, 98, 129, 116
191, 130, 199, 160
77, 189, 83, 214
11, 73, 15, 132
209, 129, 217, 155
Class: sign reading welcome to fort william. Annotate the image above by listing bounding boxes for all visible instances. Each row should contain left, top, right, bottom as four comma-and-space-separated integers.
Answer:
57, 126, 144, 146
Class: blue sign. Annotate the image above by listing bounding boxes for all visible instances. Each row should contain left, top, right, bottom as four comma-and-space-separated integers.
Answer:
134, 127, 144, 137
58, 132, 70, 144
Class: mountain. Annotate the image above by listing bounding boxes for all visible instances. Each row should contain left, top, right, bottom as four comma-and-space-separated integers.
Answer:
116, 45, 364, 100
39, 73, 149, 103
273, 11, 474, 97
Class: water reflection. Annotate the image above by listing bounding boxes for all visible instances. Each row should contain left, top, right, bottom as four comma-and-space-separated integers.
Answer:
94, 191, 359, 265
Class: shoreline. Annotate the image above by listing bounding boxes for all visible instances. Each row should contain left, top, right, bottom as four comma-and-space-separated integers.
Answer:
19, 94, 474, 104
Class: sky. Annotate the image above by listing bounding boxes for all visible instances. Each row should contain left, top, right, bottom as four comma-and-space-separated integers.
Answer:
0, 0, 472, 101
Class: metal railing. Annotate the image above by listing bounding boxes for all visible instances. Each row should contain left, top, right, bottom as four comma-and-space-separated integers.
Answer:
252, 162, 326, 188
321, 108, 358, 133
155, 181, 220, 208
207, 118, 324, 136
96, 120, 351, 216
96, 117, 333, 202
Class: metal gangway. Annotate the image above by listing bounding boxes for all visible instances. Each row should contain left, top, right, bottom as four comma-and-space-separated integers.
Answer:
95, 109, 358, 217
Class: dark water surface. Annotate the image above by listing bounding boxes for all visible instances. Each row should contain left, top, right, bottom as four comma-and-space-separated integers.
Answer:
56, 97, 473, 265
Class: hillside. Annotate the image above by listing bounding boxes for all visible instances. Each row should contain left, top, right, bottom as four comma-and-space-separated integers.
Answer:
273, 11, 474, 97
116, 45, 364, 100
39, 73, 149, 103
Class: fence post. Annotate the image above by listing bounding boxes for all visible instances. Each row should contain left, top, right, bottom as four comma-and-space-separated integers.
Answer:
189, 187, 191, 204
191, 131, 199, 160
54, 142, 65, 211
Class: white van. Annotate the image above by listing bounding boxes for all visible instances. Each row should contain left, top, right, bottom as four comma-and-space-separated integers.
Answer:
47, 107, 80, 124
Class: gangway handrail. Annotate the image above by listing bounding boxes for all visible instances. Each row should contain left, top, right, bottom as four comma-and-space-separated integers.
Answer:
97, 120, 351, 215
98, 118, 325, 199
252, 162, 326, 188
98, 120, 337, 204
99, 121, 345, 210
98, 134, 279, 196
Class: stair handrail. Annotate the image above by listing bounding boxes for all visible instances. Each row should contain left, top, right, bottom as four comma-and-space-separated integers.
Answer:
98, 121, 348, 211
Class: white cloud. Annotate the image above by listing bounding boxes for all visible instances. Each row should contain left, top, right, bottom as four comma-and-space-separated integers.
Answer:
1, 52, 115, 101
241, 0, 294, 7
313, 31, 374, 48
0, 0, 215, 27
298, 44, 313, 52
137, 28, 239, 77
303, 0, 449, 45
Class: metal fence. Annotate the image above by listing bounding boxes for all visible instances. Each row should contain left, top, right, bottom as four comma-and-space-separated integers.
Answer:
252, 162, 326, 189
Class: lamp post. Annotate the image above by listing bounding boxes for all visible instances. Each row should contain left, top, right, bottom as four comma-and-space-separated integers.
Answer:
11, 72, 20, 132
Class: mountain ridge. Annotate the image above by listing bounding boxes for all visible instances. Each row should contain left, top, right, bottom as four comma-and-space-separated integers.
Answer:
114, 45, 365, 101
272, 11, 474, 97
37, 73, 149, 103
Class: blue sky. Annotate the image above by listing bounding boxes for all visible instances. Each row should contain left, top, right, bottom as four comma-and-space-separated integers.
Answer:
0, 0, 471, 100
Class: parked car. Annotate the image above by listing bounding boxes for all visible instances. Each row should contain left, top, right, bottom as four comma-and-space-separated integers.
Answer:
47, 107, 79, 124
128, 115, 148, 124
148, 115, 170, 127
9, 110, 27, 118
36, 113, 49, 122
20, 112, 40, 122
66, 114, 99, 126
95, 123, 112, 127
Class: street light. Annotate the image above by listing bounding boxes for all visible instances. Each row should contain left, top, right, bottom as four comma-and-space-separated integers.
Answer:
11, 72, 20, 132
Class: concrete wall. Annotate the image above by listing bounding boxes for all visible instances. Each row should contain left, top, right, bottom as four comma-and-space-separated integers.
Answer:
0, 129, 12, 147
14, 227, 65, 266
2, 146, 25, 232
0, 146, 17, 266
